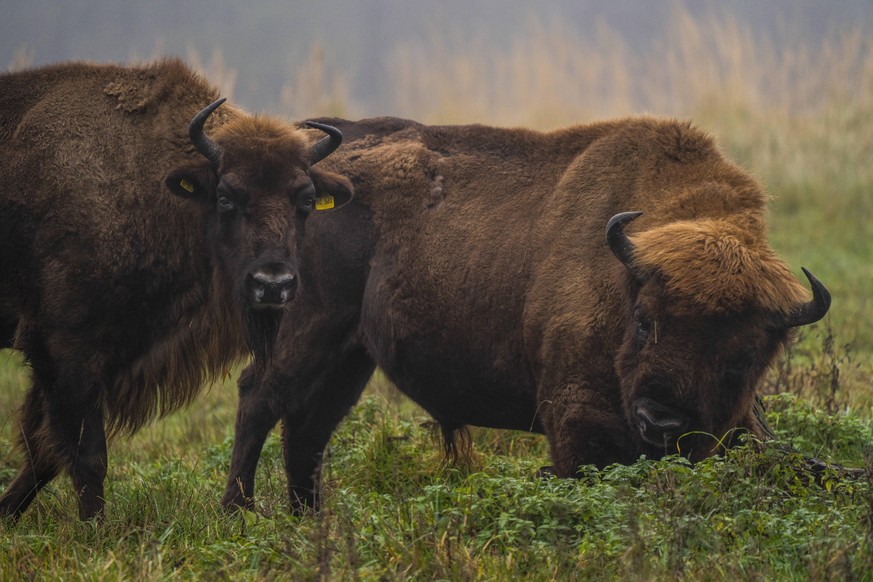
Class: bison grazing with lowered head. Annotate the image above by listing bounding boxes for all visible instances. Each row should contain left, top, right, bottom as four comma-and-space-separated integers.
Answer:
0, 58, 352, 520
221, 116, 830, 513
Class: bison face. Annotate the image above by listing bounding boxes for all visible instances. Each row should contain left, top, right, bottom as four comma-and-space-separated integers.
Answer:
164, 100, 353, 361
607, 212, 830, 462
616, 281, 786, 461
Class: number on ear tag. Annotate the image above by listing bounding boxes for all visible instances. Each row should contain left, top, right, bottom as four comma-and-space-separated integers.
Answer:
180, 179, 195, 193
315, 194, 335, 210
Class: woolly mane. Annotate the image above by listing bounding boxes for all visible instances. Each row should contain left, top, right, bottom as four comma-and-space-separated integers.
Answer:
104, 57, 221, 114
216, 116, 309, 163
630, 218, 809, 315
104, 268, 248, 436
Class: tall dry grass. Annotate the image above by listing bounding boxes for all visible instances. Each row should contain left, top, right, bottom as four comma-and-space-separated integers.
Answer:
379, 5, 873, 127
184, 46, 238, 100
280, 42, 350, 118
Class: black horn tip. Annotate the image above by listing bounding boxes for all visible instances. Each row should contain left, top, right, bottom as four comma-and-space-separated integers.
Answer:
797, 267, 832, 326
606, 211, 643, 267
304, 121, 343, 165
188, 98, 226, 135
303, 120, 340, 134
606, 211, 644, 239
188, 98, 226, 167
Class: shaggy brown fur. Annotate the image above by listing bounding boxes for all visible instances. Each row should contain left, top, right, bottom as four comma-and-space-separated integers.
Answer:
219, 115, 829, 514
631, 219, 808, 315
0, 58, 352, 521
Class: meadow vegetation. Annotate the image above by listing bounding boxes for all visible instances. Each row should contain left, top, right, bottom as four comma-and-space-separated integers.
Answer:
2, 4, 871, 579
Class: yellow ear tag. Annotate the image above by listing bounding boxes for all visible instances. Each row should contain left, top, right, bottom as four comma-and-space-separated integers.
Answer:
179, 179, 195, 193
315, 194, 335, 210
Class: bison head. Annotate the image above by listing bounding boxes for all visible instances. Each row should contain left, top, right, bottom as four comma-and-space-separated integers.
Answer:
607, 211, 830, 462
163, 99, 353, 361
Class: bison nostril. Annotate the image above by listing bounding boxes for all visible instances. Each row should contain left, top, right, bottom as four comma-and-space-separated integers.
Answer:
636, 406, 685, 431
632, 397, 688, 446
248, 269, 297, 308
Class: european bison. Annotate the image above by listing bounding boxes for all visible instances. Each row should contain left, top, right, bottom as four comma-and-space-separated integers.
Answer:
221, 116, 830, 512
0, 58, 352, 520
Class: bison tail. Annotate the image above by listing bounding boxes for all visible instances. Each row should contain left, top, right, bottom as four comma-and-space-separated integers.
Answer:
441, 422, 474, 466
421, 420, 474, 466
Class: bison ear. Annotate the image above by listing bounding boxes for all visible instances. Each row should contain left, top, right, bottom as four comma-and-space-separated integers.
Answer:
164, 161, 218, 202
309, 168, 354, 212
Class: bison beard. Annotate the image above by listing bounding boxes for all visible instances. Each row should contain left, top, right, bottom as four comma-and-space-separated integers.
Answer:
246, 306, 284, 366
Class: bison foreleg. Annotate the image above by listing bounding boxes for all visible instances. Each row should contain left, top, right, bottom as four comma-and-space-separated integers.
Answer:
542, 385, 633, 475
65, 405, 107, 521
221, 367, 281, 512
44, 377, 107, 521
280, 345, 374, 514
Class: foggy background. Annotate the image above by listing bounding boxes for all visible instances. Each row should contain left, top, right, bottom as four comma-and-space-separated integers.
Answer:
3, 1, 872, 120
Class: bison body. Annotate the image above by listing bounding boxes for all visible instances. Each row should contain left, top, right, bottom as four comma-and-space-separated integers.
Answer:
0, 59, 351, 520
222, 116, 829, 512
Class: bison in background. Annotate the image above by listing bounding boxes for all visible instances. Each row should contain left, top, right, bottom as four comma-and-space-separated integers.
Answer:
0, 58, 352, 521
221, 115, 830, 513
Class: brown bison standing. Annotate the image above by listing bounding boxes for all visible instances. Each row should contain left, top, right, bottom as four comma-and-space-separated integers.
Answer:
0, 58, 352, 520
221, 116, 831, 513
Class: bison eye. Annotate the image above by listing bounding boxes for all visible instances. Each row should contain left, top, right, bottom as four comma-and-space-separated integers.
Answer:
217, 194, 235, 213
295, 182, 317, 216
297, 196, 315, 214
635, 317, 652, 348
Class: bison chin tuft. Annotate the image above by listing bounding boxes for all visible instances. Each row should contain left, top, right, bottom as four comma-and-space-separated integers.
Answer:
245, 306, 284, 366
670, 433, 714, 463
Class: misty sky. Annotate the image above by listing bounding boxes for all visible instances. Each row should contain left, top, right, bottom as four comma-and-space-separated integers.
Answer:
2, 0, 871, 116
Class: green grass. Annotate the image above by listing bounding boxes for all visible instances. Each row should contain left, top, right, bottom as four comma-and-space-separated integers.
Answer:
0, 363, 871, 580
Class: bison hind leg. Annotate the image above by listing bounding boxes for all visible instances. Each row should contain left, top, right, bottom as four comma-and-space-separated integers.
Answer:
0, 380, 61, 520
534, 465, 557, 479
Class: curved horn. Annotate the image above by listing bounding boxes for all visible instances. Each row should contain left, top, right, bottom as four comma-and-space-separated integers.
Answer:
781, 267, 831, 328
189, 97, 226, 168
606, 211, 643, 269
304, 121, 343, 165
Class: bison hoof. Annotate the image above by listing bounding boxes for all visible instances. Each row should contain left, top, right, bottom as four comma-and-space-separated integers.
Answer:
289, 487, 319, 515
220, 494, 254, 514
534, 465, 558, 479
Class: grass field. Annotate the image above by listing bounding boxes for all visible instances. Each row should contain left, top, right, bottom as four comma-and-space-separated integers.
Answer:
1, 362, 871, 580
2, 5, 872, 580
